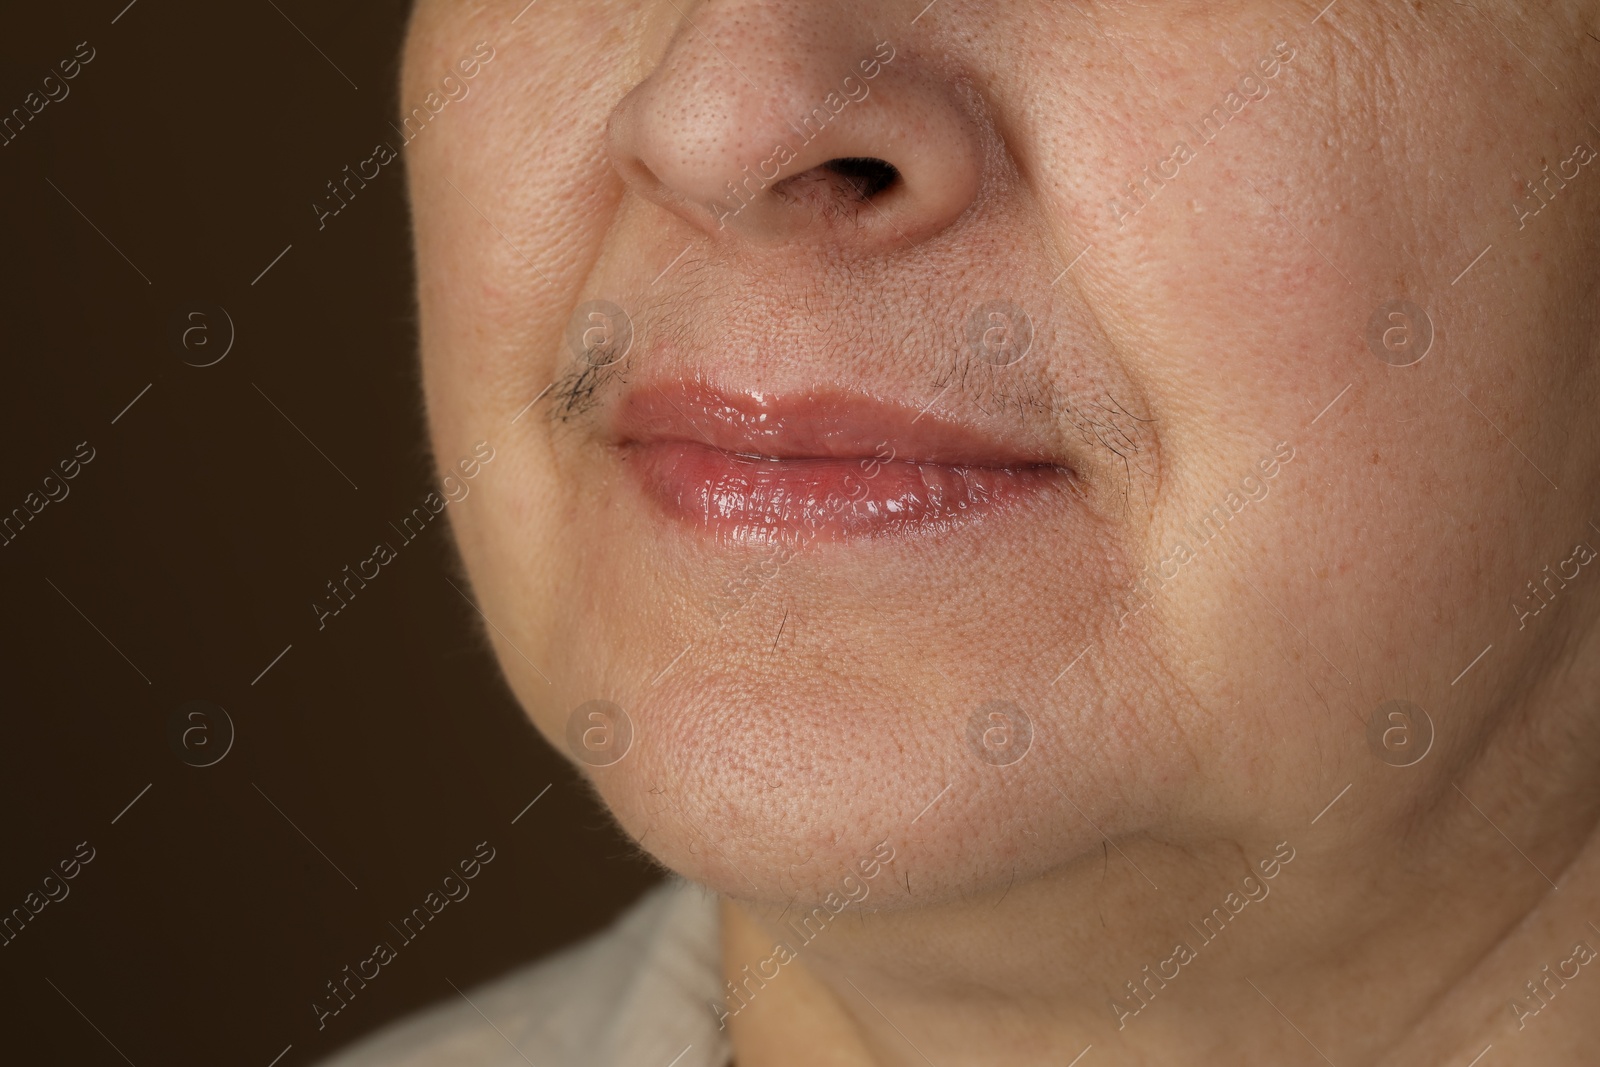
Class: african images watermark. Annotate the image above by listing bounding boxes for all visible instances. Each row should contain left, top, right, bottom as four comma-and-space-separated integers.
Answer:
312, 840, 497, 1030
1511, 538, 1596, 630
314, 42, 497, 230
1111, 841, 1297, 1029
170, 304, 236, 368
567, 300, 633, 368
1365, 299, 1435, 367
167, 701, 235, 768
0, 441, 96, 549
966, 699, 1033, 766
709, 41, 897, 229
393, 41, 496, 144
1109, 40, 1297, 228
712, 839, 898, 1030
1115, 441, 1296, 629
0, 841, 95, 948
1508, 928, 1597, 1030
312, 441, 496, 629
1513, 140, 1597, 231
1, 40, 96, 149
312, 142, 400, 230
566, 699, 634, 766
966, 303, 1034, 367
1366, 699, 1433, 768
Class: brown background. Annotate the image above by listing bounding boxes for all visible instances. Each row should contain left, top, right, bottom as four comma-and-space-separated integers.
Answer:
0, 2, 660, 1063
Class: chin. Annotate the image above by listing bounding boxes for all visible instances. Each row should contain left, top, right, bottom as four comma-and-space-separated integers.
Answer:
561, 639, 1199, 909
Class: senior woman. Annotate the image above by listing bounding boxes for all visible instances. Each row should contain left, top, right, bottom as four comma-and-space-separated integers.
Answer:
322, 0, 1600, 1063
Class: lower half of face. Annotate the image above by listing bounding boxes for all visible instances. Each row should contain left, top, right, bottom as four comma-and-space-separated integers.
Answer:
407, 0, 1600, 907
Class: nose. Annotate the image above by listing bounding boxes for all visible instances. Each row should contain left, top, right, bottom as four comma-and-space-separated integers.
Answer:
606, 2, 983, 249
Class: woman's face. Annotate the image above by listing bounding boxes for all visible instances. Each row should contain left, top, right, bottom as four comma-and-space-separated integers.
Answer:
402, 0, 1600, 905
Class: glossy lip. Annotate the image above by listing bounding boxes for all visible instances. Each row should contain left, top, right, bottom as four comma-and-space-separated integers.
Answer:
612, 383, 1076, 544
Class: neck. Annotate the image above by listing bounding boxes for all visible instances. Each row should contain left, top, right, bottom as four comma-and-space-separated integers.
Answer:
720, 724, 1600, 1065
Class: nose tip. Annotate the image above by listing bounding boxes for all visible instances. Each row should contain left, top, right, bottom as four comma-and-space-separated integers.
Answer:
606, 17, 982, 248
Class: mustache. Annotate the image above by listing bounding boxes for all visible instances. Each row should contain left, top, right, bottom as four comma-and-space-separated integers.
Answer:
550, 358, 625, 423
540, 275, 1156, 493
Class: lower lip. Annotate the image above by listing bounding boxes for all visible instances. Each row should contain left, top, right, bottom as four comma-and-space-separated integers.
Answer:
626, 441, 1067, 543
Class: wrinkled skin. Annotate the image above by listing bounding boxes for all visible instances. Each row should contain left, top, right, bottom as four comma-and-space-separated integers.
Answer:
402, 1, 1600, 1062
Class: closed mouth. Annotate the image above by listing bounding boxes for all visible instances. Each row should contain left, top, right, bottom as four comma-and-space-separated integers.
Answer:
612, 383, 1075, 544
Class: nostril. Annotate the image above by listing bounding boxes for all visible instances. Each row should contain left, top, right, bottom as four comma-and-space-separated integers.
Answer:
822, 157, 900, 200
768, 156, 902, 219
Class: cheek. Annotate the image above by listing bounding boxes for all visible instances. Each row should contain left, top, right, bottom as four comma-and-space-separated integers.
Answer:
408, 2, 642, 707
1021, 3, 1599, 823
407, 0, 634, 423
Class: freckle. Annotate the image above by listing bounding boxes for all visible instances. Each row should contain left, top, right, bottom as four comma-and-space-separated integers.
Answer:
1371, 451, 1381, 464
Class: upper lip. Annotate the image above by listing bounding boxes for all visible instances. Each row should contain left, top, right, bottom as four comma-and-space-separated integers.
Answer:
611, 381, 1071, 471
